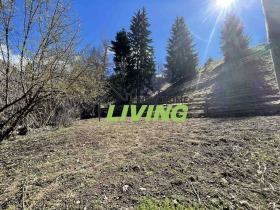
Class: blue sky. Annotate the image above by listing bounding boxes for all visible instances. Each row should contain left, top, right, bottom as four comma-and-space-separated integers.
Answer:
72, 0, 267, 67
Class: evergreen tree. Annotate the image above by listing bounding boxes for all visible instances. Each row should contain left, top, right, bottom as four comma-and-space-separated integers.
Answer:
110, 29, 131, 94
165, 17, 198, 83
128, 7, 156, 101
220, 14, 250, 63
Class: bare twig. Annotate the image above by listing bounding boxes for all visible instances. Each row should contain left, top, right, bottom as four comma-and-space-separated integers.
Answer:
187, 180, 201, 204
21, 180, 26, 210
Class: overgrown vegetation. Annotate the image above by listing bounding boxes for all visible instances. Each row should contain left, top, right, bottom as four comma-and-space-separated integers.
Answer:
0, 0, 109, 141
0, 0, 79, 140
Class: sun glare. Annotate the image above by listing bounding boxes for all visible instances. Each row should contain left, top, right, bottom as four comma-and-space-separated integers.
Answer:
216, 0, 234, 9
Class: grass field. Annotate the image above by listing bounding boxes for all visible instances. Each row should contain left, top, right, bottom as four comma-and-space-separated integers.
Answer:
0, 116, 280, 209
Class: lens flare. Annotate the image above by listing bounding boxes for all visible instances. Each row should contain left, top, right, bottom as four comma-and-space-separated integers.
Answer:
216, 0, 234, 9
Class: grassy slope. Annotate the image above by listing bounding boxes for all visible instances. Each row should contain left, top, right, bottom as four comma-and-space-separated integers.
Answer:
1, 117, 280, 209
156, 45, 280, 104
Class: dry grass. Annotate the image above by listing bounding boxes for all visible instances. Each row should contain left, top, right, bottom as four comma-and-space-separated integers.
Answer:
0, 116, 280, 209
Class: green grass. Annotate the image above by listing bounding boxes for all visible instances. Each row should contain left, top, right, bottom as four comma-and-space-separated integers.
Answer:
137, 197, 235, 210
137, 197, 204, 210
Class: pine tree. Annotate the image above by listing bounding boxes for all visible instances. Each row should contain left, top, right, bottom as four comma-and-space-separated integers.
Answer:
128, 7, 156, 101
220, 14, 250, 63
165, 17, 198, 83
110, 29, 131, 93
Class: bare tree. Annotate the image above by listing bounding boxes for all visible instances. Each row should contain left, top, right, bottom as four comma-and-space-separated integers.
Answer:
66, 40, 110, 119
0, 0, 80, 141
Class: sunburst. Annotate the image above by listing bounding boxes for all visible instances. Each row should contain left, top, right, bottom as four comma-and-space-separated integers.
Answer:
216, 0, 235, 10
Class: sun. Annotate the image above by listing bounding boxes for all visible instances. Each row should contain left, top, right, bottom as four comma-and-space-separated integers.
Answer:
216, 0, 235, 9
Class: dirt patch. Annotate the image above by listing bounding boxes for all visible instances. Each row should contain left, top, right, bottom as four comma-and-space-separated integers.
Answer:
0, 117, 280, 209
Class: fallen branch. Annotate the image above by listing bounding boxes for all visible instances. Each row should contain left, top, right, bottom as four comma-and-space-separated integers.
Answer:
21, 180, 26, 210
187, 180, 201, 204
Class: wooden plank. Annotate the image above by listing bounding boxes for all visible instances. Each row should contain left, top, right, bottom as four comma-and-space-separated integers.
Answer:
210, 89, 279, 100
208, 104, 280, 112
208, 110, 278, 116
211, 86, 279, 95
208, 96, 280, 107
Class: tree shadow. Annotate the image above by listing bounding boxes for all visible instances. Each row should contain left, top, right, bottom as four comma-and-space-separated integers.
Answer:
208, 55, 278, 117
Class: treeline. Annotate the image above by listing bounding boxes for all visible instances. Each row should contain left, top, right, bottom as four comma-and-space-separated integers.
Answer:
109, 8, 250, 103
109, 8, 200, 102
0, 0, 251, 141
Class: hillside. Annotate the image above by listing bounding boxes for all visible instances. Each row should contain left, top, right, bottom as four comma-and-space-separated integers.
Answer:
155, 44, 280, 117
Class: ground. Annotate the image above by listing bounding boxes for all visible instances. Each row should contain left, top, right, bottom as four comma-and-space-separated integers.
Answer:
0, 117, 280, 209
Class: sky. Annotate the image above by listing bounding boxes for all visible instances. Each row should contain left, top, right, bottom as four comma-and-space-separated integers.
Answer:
72, 0, 267, 68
